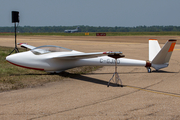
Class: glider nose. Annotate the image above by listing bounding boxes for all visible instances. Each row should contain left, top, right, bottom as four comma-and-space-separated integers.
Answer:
6, 52, 45, 71
6, 55, 12, 62
6, 54, 18, 64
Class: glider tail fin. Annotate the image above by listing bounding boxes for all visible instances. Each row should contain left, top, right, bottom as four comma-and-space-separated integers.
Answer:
149, 39, 161, 61
149, 39, 176, 70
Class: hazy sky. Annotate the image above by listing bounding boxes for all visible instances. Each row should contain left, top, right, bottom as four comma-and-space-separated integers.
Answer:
1, 0, 180, 27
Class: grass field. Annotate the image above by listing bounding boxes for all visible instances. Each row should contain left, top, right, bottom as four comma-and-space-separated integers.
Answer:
0, 46, 101, 92
1, 32, 180, 36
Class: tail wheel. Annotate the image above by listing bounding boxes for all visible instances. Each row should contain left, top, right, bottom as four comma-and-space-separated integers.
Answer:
147, 67, 151, 73
145, 61, 151, 73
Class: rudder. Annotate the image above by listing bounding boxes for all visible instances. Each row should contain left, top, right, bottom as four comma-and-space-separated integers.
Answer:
149, 39, 161, 61
151, 39, 176, 70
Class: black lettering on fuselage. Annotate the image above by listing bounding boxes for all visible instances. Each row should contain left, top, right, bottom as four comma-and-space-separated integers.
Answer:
100, 58, 120, 64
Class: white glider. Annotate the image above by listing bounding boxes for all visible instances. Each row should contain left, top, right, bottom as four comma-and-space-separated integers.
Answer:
6, 39, 176, 73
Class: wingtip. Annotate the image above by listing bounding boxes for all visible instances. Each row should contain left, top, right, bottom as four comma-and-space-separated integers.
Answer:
103, 52, 107, 54
17, 43, 28, 45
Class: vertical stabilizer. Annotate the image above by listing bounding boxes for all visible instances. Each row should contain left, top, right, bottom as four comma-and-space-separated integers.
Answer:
151, 39, 176, 70
149, 39, 161, 61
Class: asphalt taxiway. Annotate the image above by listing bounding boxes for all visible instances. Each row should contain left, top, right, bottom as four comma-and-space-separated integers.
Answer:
0, 36, 180, 120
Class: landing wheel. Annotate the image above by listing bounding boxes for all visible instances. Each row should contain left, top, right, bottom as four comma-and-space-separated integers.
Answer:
148, 67, 151, 73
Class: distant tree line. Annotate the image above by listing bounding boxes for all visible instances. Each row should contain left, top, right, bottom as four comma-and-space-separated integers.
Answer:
1, 25, 180, 33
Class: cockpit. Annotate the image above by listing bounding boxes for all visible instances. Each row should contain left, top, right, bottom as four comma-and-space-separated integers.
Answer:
31, 45, 72, 55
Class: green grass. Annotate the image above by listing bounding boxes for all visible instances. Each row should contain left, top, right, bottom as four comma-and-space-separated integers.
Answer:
0, 46, 101, 91
1, 32, 180, 36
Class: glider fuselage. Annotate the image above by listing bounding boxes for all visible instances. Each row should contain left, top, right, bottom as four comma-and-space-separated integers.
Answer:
6, 50, 146, 73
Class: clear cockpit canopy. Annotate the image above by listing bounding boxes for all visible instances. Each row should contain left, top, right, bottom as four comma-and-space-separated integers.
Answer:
31, 45, 72, 55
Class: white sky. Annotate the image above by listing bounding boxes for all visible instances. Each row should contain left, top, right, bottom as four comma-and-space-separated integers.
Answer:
1, 0, 180, 27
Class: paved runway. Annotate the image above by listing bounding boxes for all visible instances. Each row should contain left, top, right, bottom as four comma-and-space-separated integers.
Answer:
0, 36, 180, 120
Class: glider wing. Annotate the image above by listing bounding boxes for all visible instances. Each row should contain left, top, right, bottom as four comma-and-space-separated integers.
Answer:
18, 43, 36, 50
52, 51, 123, 59
52, 52, 109, 59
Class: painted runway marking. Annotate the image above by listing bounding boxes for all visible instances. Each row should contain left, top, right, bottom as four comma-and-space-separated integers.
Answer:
125, 85, 180, 98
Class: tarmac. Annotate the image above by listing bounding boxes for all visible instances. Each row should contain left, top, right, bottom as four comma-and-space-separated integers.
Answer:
0, 36, 180, 120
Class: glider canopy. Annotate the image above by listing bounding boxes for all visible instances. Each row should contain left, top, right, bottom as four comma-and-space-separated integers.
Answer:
31, 45, 72, 55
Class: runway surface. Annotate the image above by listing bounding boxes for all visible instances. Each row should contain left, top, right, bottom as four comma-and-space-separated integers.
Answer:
0, 36, 180, 120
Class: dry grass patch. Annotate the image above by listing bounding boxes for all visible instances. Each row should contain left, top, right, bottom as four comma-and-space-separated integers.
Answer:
0, 46, 101, 92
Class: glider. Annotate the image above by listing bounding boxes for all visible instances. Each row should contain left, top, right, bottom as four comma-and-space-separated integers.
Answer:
6, 39, 176, 73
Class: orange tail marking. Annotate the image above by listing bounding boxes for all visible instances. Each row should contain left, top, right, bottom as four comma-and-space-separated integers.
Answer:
168, 43, 176, 52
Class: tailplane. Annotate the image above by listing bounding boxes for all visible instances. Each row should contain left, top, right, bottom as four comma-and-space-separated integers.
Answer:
149, 39, 176, 70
